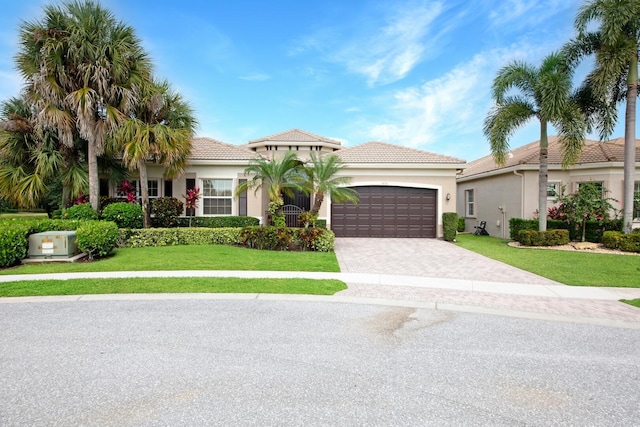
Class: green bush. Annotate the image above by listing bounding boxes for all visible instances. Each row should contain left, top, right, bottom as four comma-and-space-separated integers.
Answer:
151, 197, 184, 228
0, 224, 30, 267
442, 212, 458, 242
315, 219, 327, 229
120, 227, 242, 248
510, 217, 622, 242
517, 229, 569, 246
75, 221, 119, 260
101, 202, 143, 229
602, 231, 622, 249
63, 203, 99, 221
309, 228, 334, 252
239, 226, 293, 251
603, 231, 640, 253
457, 217, 465, 232
175, 216, 260, 228
0, 213, 49, 220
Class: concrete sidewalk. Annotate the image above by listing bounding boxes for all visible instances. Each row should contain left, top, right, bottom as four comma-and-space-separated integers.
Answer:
2, 269, 640, 329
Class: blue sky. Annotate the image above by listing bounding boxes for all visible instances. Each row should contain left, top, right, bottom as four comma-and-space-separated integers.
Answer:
0, 0, 634, 162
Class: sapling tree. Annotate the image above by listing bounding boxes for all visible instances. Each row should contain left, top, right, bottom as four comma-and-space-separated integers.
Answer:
183, 187, 201, 227
552, 182, 617, 242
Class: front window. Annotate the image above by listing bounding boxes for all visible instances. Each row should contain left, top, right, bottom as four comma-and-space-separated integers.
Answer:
634, 181, 640, 219
547, 182, 560, 199
465, 189, 475, 217
202, 179, 233, 215
147, 180, 159, 199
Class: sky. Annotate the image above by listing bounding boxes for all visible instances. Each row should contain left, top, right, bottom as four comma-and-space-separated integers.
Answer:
0, 0, 634, 163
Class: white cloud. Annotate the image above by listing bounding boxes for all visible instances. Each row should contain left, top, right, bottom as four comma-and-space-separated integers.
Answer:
335, 1, 444, 86
363, 41, 555, 158
488, 0, 580, 30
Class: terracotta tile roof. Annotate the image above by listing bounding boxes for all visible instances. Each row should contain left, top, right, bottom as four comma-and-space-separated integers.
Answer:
334, 141, 465, 164
248, 128, 342, 146
189, 137, 257, 161
459, 136, 640, 178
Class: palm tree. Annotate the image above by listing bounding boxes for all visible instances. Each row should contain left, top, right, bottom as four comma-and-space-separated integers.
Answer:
235, 151, 303, 225
562, 0, 640, 234
16, 0, 152, 212
302, 153, 359, 218
484, 52, 586, 231
115, 79, 197, 228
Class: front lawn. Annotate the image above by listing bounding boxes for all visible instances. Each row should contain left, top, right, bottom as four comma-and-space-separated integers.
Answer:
455, 234, 640, 288
1, 244, 340, 275
0, 277, 347, 297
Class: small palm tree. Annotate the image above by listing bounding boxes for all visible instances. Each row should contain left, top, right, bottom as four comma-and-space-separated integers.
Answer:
484, 52, 586, 231
562, 0, 640, 234
115, 79, 197, 227
302, 153, 359, 218
235, 151, 303, 225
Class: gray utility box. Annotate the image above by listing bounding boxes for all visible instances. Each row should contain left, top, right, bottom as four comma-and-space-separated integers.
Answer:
28, 231, 79, 259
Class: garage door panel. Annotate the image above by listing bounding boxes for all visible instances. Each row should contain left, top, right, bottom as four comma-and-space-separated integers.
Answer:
332, 186, 436, 238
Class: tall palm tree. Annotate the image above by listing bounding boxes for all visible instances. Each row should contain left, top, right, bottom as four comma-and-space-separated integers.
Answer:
115, 79, 197, 228
484, 52, 586, 231
235, 151, 302, 225
563, 0, 640, 234
302, 153, 359, 217
15, 0, 152, 212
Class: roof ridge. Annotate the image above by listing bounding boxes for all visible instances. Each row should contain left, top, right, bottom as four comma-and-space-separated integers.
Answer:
248, 128, 342, 145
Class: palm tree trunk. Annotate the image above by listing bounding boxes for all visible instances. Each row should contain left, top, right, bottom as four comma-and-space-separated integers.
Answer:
138, 161, 150, 228
310, 191, 324, 216
538, 120, 549, 232
623, 52, 638, 235
87, 140, 100, 212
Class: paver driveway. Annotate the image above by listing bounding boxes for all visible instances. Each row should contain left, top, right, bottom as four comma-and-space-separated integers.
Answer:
334, 237, 561, 285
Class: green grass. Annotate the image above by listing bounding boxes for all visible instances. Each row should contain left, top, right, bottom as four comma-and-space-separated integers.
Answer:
622, 299, 640, 308
455, 234, 640, 288
0, 277, 347, 297
1, 244, 340, 275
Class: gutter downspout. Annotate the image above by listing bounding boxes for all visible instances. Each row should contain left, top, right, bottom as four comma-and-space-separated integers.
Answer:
513, 169, 525, 237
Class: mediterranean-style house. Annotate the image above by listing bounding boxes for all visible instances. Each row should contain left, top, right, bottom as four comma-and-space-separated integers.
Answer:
103, 129, 466, 238
456, 136, 640, 238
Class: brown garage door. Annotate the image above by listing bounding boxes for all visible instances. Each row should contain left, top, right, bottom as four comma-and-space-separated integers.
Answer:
331, 186, 437, 238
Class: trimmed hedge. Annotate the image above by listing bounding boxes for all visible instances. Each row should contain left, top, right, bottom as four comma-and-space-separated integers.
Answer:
442, 212, 458, 242
0, 224, 30, 267
602, 231, 640, 253
457, 217, 465, 233
101, 202, 143, 229
75, 221, 119, 260
516, 229, 570, 246
509, 217, 622, 242
120, 227, 242, 248
176, 216, 260, 228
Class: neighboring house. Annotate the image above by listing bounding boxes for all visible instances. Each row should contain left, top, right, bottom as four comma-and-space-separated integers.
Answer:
456, 136, 640, 238
102, 129, 466, 238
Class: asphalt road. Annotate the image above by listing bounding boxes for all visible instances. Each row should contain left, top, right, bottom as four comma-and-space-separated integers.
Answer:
1, 298, 639, 426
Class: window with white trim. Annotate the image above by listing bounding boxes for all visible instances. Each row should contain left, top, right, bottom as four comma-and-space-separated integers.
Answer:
465, 189, 475, 217
202, 179, 233, 215
547, 182, 560, 199
634, 181, 640, 219
147, 180, 159, 199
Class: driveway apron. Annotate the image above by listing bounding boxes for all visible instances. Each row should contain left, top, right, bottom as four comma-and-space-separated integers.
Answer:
334, 237, 561, 285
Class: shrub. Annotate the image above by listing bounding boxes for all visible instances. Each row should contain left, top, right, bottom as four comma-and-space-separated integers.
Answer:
510, 217, 621, 242
457, 217, 465, 232
63, 203, 99, 221
309, 228, 334, 252
603, 231, 640, 253
239, 226, 293, 251
75, 221, 119, 260
442, 212, 458, 242
175, 216, 259, 228
120, 227, 242, 248
315, 219, 327, 229
0, 224, 29, 267
517, 229, 569, 246
101, 202, 143, 228
509, 218, 538, 240
151, 197, 184, 228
